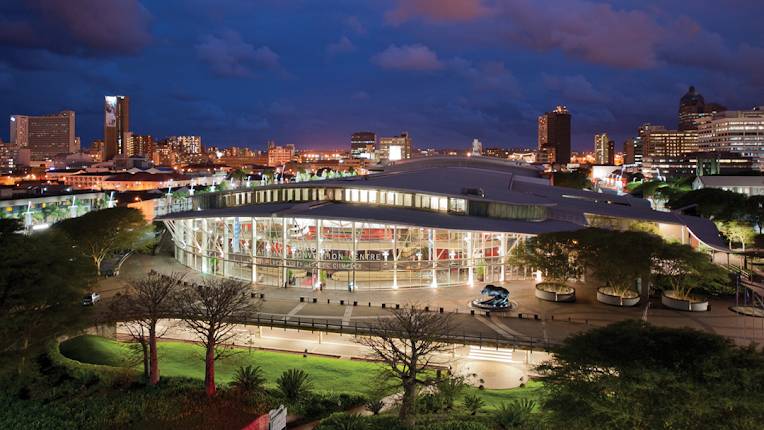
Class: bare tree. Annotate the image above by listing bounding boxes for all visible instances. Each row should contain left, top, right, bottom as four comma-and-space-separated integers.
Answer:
110, 272, 183, 385
356, 305, 453, 428
176, 277, 257, 397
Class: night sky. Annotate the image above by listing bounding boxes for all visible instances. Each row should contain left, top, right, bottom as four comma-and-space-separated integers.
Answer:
1, 0, 762, 152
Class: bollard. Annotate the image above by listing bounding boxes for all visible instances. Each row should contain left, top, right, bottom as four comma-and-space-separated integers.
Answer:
439, 307, 444, 313
327, 299, 331, 304
395, 304, 400, 309
300, 297, 304, 303
353, 301, 358, 306
340, 299, 344, 305
486, 311, 491, 317
368, 302, 371, 307
518, 313, 523, 319
534, 314, 539, 320
382, 303, 386, 309
470, 309, 475, 316
312, 298, 317, 303
251, 292, 255, 298
424, 306, 429, 312
259, 293, 265, 299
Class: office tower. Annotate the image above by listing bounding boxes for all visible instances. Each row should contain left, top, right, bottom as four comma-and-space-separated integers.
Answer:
128, 134, 154, 157
351, 132, 376, 159
697, 108, 764, 169
9, 111, 76, 161
538, 106, 571, 164
103, 95, 130, 160
378, 132, 412, 162
624, 138, 644, 165
678, 86, 726, 131
594, 133, 614, 164
167, 135, 202, 155
0, 138, 13, 171
639, 124, 697, 158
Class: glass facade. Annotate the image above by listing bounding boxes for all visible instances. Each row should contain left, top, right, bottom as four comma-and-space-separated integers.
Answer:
165, 216, 525, 290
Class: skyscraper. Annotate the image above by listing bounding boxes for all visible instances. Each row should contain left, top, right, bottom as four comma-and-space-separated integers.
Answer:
624, 138, 643, 165
9, 111, 76, 161
103, 95, 130, 160
538, 106, 571, 164
678, 86, 726, 131
640, 124, 698, 158
697, 108, 764, 169
350, 132, 376, 159
378, 132, 412, 162
594, 133, 614, 164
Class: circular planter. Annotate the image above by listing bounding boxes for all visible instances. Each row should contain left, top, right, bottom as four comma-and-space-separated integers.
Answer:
661, 290, 708, 312
597, 287, 640, 307
534, 282, 575, 302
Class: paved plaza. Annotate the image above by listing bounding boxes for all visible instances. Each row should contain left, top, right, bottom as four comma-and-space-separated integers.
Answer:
95, 254, 764, 347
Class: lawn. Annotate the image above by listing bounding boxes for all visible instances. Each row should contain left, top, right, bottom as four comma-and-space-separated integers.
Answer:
60, 335, 543, 404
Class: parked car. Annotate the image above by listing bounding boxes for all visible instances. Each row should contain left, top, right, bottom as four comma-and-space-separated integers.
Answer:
82, 292, 101, 306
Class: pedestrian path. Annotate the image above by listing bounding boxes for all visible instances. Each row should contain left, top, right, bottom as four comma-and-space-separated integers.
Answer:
466, 346, 514, 363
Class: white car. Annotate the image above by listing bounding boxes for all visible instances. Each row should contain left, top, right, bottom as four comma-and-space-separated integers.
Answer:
82, 292, 101, 306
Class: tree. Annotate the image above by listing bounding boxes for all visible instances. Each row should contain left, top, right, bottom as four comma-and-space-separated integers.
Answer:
54, 207, 154, 275
667, 188, 746, 220
176, 278, 256, 397
744, 195, 764, 233
356, 305, 452, 428
716, 220, 756, 251
552, 170, 590, 190
509, 232, 580, 284
109, 272, 183, 385
537, 320, 764, 430
277, 368, 312, 402
653, 242, 731, 299
0, 229, 93, 374
231, 365, 266, 396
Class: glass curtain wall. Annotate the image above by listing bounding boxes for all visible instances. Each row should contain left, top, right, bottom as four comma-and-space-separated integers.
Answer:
168, 216, 523, 290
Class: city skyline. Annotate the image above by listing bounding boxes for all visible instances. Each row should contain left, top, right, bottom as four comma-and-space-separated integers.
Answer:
0, 1, 763, 151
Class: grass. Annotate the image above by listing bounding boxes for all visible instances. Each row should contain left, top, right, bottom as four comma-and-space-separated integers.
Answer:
60, 335, 543, 404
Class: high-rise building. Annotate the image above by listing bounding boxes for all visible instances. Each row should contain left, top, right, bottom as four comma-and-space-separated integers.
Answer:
697, 108, 764, 169
266, 141, 295, 167
471, 138, 483, 156
9, 111, 76, 161
350, 132, 376, 159
0, 138, 13, 172
624, 138, 643, 165
378, 132, 412, 162
538, 106, 571, 164
128, 134, 154, 157
594, 133, 614, 165
167, 135, 203, 155
678, 86, 726, 131
103, 95, 130, 160
640, 124, 697, 158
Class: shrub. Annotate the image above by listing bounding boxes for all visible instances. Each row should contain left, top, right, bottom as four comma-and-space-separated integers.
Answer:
493, 399, 536, 429
436, 376, 466, 410
230, 365, 266, 394
298, 391, 367, 419
365, 396, 385, 415
277, 368, 312, 402
418, 392, 443, 414
317, 412, 369, 430
463, 393, 485, 415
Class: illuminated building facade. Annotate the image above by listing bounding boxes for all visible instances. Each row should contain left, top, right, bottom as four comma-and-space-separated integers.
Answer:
10, 111, 77, 161
538, 106, 571, 164
160, 157, 727, 290
103, 96, 130, 160
378, 132, 412, 162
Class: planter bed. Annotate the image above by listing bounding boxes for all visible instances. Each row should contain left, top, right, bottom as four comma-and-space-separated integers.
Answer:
661, 290, 708, 312
597, 287, 640, 307
534, 282, 575, 302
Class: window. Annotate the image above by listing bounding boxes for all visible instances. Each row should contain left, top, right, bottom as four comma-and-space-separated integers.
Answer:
351, 189, 359, 202
359, 189, 368, 203
369, 190, 378, 203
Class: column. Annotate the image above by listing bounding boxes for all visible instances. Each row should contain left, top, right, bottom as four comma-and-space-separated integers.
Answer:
251, 217, 257, 284
351, 221, 357, 291
467, 232, 474, 285
315, 219, 322, 289
430, 228, 437, 288
499, 233, 506, 283
222, 218, 229, 277
392, 225, 398, 289
201, 218, 208, 274
281, 217, 288, 288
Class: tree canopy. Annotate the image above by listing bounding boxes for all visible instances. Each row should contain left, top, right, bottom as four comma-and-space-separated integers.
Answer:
54, 207, 154, 275
537, 320, 764, 430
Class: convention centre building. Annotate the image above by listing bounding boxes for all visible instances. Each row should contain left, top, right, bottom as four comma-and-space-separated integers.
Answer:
159, 157, 727, 290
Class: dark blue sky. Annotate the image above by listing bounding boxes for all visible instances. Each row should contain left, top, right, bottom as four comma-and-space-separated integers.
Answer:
1, 0, 762, 152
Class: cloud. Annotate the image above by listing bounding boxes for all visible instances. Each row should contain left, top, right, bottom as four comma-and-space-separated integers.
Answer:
344, 16, 366, 35
372, 44, 443, 71
542, 74, 607, 103
385, 0, 492, 25
0, 0, 152, 57
449, 58, 519, 94
326, 36, 356, 56
196, 30, 280, 78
